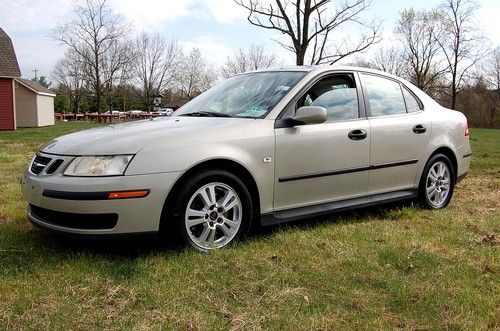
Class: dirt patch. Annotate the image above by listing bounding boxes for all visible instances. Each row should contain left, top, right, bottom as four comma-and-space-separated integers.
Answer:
478, 234, 499, 246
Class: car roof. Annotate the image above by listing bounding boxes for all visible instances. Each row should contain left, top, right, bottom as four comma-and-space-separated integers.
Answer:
245, 64, 403, 80
236, 64, 438, 107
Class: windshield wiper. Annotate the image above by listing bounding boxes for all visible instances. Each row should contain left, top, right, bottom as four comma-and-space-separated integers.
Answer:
179, 111, 231, 118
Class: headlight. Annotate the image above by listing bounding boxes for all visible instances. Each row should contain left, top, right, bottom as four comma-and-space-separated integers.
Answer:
63, 155, 133, 176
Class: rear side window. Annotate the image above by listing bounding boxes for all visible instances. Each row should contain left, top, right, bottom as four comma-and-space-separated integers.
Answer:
402, 87, 422, 112
297, 74, 359, 122
362, 74, 406, 117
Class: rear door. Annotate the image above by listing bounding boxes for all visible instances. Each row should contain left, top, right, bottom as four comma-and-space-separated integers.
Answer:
360, 73, 431, 195
273, 72, 370, 211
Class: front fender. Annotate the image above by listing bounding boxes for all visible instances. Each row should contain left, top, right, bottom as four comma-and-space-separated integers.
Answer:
125, 120, 276, 214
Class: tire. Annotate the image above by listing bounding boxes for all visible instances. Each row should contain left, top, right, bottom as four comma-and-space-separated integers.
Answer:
418, 154, 455, 209
166, 169, 254, 251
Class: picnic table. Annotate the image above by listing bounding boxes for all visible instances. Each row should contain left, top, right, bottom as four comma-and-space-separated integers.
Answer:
127, 112, 167, 120
54, 112, 167, 123
84, 113, 127, 123
54, 113, 84, 121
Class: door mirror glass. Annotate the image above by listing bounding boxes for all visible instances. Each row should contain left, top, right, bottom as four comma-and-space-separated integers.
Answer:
291, 106, 327, 125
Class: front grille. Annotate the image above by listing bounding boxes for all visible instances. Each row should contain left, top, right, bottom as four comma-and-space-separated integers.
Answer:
46, 159, 64, 174
30, 155, 52, 175
29, 204, 118, 230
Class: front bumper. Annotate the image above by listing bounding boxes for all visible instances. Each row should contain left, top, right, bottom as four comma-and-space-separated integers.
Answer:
22, 168, 182, 235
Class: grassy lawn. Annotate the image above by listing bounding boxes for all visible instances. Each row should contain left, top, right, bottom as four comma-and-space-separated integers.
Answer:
0, 122, 498, 330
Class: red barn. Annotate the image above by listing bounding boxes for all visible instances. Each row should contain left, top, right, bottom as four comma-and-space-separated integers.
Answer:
0, 28, 21, 131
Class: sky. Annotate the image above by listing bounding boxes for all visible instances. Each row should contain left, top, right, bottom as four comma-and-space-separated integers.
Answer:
0, 0, 499, 81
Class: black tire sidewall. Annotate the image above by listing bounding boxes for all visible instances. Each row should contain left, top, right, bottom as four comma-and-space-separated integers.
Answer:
169, 169, 254, 249
419, 154, 455, 209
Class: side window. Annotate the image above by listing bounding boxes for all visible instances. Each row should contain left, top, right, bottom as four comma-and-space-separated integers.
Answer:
297, 74, 359, 122
362, 74, 406, 117
402, 87, 422, 113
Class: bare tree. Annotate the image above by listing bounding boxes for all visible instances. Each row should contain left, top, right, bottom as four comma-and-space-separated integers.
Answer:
234, 0, 381, 65
52, 49, 87, 114
53, 0, 130, 113
371, 46, 409, 77
436, 0, 485, 109
221, 44, 279, 78
480, 46, 500, 126
348, 56, 374, 69
395, 9, 446, 93
483, 46, 500, 101
176, 48, 217, 100
132, 32, 181, 111
102, 40, 133, 112
457, 76, 499, 127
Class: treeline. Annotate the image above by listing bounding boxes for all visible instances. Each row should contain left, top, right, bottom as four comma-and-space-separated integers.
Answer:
354, 1, 499, 128
51, 0, 218, 114
50, 0, 283, 115
50, 0, 499, 128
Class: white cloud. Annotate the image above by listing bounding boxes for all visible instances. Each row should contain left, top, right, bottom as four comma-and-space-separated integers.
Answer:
14, 37, 65, 79
477, 5, 500, 45
0, 0, 72, 32
4, 0, 498, 83
198, 0, 247, 24
180, 35, 234, 65
109, 0, 196, 31
0, 0, 70, 79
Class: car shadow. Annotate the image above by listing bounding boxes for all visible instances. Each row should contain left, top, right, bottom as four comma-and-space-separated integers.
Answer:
33, 230, 176, 256
0, 199, 420, 281
247, 199, 419, 241
3, 199, 419, 263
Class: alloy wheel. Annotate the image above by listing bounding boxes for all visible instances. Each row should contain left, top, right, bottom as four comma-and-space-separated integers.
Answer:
425, 161, 451, 208
184, 182, 242, 250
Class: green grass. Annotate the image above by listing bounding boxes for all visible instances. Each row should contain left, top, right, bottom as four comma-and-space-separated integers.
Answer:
0, 123, 498, 330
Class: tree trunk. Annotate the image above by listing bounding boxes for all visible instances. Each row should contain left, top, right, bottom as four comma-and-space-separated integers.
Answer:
296, 48, 306, 66
96, 89, 102, 113
95, 78, 101, 113
450, 75, 457, 110
73, 95, 80, 115
451, 89, 456, 110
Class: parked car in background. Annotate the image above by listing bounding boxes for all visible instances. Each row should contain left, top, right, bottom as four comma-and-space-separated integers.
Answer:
22, 65, 471, 251
125, 110, 143, 115
103, 110, 124, 115
153, 107, 174, 116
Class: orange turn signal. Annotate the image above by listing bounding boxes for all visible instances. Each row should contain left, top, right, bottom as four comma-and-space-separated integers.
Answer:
108, 190, 150, 200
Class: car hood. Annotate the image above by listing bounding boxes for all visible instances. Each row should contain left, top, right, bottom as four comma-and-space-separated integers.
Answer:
40, 117, 261, 155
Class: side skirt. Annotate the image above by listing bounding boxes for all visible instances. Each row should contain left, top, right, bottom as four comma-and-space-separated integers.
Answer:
260, 189, 418, 226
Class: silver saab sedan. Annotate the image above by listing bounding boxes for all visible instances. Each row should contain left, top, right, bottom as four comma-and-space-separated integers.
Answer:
22, 65, 472, 251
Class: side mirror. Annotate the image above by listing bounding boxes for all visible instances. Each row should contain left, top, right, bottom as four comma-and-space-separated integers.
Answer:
289, 106, 327, 126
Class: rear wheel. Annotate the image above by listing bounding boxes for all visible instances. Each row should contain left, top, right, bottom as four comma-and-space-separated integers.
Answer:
419, 154, 455, 209
167, 170, 254, 251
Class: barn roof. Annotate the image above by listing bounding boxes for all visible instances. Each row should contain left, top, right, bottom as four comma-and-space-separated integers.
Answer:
0, 28, 21, 78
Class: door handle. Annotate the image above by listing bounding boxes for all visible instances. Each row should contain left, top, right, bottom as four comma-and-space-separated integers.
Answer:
348, 129, 367, 141
413, 124, 427, 134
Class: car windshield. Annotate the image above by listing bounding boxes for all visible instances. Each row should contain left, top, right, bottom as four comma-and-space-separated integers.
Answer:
175, 71, 307, 118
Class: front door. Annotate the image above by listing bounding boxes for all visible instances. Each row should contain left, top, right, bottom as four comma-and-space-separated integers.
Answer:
274, 73, 370, 211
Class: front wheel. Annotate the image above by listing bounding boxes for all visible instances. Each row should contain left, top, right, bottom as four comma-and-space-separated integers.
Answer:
419, 154, 455, 209
168, 170, 254, 251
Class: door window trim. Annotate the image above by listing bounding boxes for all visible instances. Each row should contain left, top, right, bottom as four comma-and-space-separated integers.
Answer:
359, 71, 424, 118
274, 71, 366, 128
401, 84, 424, 112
